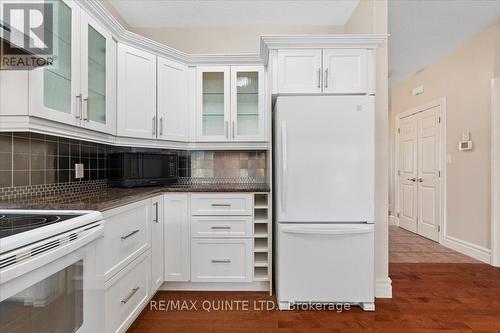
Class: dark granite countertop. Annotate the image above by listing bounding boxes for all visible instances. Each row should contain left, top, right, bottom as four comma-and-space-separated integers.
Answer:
0, 185, 270, 212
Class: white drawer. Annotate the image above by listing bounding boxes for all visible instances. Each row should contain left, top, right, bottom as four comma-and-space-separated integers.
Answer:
105, 251, 151, 333
191, 216, 253, 238
104, 199, 151, 279
191, 239, 252, 282
190, 193, 253, 216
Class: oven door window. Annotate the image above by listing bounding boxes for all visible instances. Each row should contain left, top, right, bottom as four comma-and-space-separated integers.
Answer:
0, 260, 84, 333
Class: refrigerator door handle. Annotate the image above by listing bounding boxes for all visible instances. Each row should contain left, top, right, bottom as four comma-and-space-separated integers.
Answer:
281, 226, 372, 236
281, 121, 288, 213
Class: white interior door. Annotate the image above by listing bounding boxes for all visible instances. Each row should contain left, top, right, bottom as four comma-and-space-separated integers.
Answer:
398, 106, 441, 241
417, 107, 441, 241
398, 115, 418, 233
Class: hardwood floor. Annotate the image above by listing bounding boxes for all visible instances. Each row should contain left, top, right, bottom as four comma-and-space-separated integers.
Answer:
390, 225, 480, 263
127, 263, 500, 333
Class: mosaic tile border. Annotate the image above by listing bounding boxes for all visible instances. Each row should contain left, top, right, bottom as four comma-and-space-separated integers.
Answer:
0, 180, 108, 201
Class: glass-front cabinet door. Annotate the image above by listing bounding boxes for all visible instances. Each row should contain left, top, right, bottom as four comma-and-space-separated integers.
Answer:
196, 66, 230, 141
29, 0, 81, 125
80, 11, 116, 134
231, 66, 265, 141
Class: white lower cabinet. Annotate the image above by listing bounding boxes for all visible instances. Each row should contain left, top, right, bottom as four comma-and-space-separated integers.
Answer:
164, 193, 190, 281
151, 195, 164, 292
191, 238, 253, 282
103, 199, 151, 280
105, 251, 151, 333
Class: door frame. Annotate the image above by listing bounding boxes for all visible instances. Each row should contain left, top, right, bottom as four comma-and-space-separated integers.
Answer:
394, 97, 447, 244
491, 78, 500, 267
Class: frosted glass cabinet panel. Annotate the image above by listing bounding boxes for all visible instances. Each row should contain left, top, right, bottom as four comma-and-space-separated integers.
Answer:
197, 67, 230, 141
80, 11, 116, 134
30, 0, 116, 134
231, 66, 265, 141
30, 0, 80, 126
87, 26, 106, 124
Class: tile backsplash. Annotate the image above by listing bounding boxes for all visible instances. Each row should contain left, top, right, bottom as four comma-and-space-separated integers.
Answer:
0, 132, 268, 191
190, 151, 267, 179
0, 132, 113, 188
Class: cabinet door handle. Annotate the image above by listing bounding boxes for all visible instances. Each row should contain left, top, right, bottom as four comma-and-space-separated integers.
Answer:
211, 226, 231, 230
83, 97, 89, 121
225, 121, 229, 138
153, 202, 159, 223
232, 120, 235, 139
159, 117, 164, 136
324, 68, 329, 88
407, 178, 416, 182
121, 229, 140, 240
211, 203, 231, 207
152, 116, 156, 136
76, 94, 82, 119
121, 287, 140, 304
417, 178, 423, 183
211, 259, 231, 264
317, 68, 321, 88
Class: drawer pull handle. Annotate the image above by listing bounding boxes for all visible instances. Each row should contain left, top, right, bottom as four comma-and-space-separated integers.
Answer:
211, 204, 231, 207
121, 287, 140, 304
121, 229, 140, 240
211, 259, 231, 264
211, 226, 231, 230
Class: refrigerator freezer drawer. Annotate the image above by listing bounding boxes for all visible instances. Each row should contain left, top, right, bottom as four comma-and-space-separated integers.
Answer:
276, 223, 374, 306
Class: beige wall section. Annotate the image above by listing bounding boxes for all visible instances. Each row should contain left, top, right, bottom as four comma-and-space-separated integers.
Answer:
344, 0, 374, 33
129, 25, 344, 54
390, 24, 498, 249
98, 0, 131, 30
345, 0, 391, 296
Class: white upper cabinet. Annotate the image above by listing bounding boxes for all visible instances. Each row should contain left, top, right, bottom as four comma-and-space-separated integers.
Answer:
30, 0, 116, 134
30, 0, 81, 126
231, 66, 266, 142
157, 57, 189, 142
196, 66, 231, 142
196, 66, 266, 142
277, 49, 322, 94
80, 11, 116, 134
322, 49, 368, 94
117, 44, 157, 139
276, 48, 369, 94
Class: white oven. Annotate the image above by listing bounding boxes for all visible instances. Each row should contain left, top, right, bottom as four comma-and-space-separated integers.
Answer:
0, 218, 104, 333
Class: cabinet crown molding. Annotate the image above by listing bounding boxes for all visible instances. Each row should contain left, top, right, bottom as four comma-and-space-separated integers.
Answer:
260, 34, 388, 64
79, 1, 386, 66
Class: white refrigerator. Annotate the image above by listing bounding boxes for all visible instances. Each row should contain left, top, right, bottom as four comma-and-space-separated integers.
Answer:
274, 95, 375, 311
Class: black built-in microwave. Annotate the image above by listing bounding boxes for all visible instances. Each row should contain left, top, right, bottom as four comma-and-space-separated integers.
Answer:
108, 152, 177, 188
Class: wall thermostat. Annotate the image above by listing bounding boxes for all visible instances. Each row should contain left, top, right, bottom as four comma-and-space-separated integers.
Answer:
458, 132, 473, 151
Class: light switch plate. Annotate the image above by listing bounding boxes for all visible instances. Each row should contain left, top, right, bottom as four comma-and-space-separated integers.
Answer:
75, 163, 84, 179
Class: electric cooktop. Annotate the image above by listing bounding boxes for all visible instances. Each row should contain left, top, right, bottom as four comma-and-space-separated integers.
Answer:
0, 213, 84, 239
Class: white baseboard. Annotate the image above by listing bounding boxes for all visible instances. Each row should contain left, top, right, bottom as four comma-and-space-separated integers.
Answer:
442, 235, 491, 264
389, 215, 399, 226
375, 277, 392, 298
161, 281, 270, 292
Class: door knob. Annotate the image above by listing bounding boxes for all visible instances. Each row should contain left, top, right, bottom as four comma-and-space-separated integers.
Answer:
417, 178, 423, 182
407, 178, 416, 182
